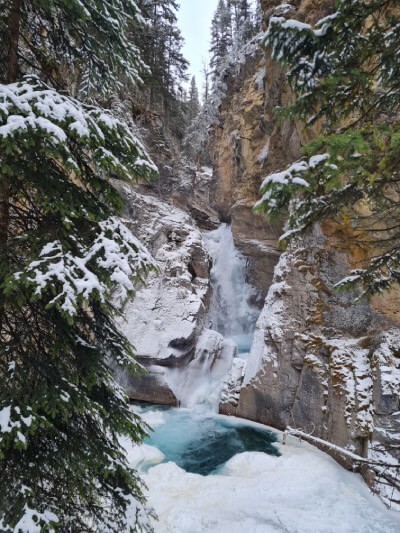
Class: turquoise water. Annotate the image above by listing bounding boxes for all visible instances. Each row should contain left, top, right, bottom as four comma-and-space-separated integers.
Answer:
230, 332, 253, 354
142, 406, 280, 476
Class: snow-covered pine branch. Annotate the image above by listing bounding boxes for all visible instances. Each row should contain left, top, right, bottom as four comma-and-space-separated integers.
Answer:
0, 77, 157, 182
0, 2, 158, 526
13, 217, 156, 317
256, 0, 400, 299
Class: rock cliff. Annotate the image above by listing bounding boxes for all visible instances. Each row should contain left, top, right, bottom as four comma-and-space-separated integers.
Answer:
115, 184, 212, 405
209, 0, 400, 509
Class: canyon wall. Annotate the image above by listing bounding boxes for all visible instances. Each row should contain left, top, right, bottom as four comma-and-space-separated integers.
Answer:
210, 0, 400, 508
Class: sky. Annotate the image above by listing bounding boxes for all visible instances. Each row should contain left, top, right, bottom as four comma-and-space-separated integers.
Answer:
177, 0, 219, 93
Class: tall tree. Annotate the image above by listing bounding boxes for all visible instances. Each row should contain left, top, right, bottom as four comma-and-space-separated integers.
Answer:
209, 0, 233, 82
0, 1, 158, 531
187, 76, 200, 123
133, 0, 188, 135
256, 0, 400, 298
228, 0, 251, 35
201, 59, 211, 103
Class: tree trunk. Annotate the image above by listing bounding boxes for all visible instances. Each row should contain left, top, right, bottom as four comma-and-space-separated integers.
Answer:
1, 0, 22, 246
0, 0, 22, 332
7, 0, 22, 84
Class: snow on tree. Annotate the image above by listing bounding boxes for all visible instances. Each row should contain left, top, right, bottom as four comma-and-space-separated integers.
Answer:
187, 76, 200, 124
210, 0, 233, 82
0, 1, 158, 531
132, 0, 189, 136
184, 0, 259, 164
228, 0, 253, 39
256, 0, 400, 298
0, 0, 147, 98
184, 19, 261, 165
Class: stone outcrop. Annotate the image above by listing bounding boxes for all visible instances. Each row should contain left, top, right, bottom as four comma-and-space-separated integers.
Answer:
234, 228, 400, 507
208, 1, 333, 298
117, 186, 212, 403
164, 329, 237, 407
115, 365, 178, 407
219, 358, 247, 416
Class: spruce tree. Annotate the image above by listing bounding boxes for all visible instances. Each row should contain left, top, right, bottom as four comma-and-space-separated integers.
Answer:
0, 1, 158, 531
210, 0, 233, 82
201, 60, 211, 103
228, 0, 251, 35
133, 0, 188, 135
187, 76, 200, 123
256, 0, 400, 298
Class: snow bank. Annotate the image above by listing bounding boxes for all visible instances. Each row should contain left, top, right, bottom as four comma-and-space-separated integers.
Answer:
143, 439, 400, 533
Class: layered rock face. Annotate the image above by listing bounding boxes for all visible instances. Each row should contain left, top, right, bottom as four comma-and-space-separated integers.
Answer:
208, 38, 283, 299
209, 0, 399, 507
209, 0, 334, 298
235, 229, 400, 506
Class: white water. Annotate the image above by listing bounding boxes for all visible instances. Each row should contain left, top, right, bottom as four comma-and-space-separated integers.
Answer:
163, 331, 235, 411
163, 224, 257, 410
203, 224, 259, 353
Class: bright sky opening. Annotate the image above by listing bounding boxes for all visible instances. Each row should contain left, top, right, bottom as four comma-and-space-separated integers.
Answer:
177, 0, 219, 91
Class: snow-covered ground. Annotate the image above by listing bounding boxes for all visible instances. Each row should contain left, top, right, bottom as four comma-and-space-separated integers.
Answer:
125, 407, 400, 533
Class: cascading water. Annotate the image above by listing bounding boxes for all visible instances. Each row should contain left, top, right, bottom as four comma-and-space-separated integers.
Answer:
163, 224, 260, 410
163, 330, 236, 410
203, 224, 259, 353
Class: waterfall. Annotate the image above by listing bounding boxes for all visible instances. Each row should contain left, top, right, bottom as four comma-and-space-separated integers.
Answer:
203, 224, 259, 353
164, 331, 236, 411
164, 224, 258, 411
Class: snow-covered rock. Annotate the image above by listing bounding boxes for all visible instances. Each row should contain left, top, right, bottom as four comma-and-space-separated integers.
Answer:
115, 187, 212, 403
219, 358, 247, 416
236, 230, 400, 508
119, 188, 210, 363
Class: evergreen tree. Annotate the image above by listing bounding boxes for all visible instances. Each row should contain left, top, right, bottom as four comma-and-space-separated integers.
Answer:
256, 0, 400, 297
185, 0, 258, 164
183, 99, 214, 166
209, 0, 233, 82
0, 0, 146, 98
228, 0, 251, 35
0, 1, 158, 531
133, 0, 188, 135
201, 60, 211, 103
187, 76, 200, 123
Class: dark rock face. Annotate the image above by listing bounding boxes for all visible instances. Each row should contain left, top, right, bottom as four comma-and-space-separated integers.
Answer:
234, 227, 400, 507
123, 367, 178, 407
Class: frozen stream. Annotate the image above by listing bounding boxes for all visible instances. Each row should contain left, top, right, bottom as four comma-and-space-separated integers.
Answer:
122, 224, 400, 531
